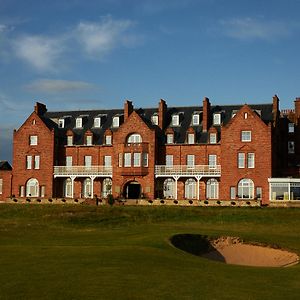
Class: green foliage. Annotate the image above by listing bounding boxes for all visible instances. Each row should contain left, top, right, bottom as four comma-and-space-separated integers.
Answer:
107, 194, 115, 206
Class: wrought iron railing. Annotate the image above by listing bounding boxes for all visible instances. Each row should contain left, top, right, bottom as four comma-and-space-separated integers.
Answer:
155, 165, 221, 176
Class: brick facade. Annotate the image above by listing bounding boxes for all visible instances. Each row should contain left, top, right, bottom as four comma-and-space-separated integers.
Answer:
1, 96, 300, 205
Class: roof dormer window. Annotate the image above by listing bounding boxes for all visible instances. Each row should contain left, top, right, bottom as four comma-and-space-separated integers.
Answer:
172, 114, 180, 126
58, 118, 65, 128
192, 113, 200, 126
112, 116, 119, 128
86, 135, 93, 146
94, 117, 101, 128
76, 117, 82, 128
151, 114, 159, 125
213, 113, 221, 126
67, 135, 73, 146
166, 133, 174, 144
187, 133, 195, 144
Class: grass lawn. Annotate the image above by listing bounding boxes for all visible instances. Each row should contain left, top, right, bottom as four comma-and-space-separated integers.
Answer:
0, 204, 300, 300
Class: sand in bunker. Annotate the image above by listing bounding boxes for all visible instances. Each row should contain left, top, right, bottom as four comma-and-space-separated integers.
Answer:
202, 237, 299, 267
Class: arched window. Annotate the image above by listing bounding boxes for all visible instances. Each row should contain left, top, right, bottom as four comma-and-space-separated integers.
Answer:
238, 179, 254, 199
206, 178, 219, 199
26, 178, 39, 197
185, 178, 196, 199
163, 178, 175, 199
127, 133, 142, 144
64, 178, 72, 198
83, 178, 92, 198
102, 178, 112, 198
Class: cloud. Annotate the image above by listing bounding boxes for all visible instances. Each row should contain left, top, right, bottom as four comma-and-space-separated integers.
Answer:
219, 17, 292, 41
25, 79, 96, 93
12, 35, 65, 71
75, 16, 136, 58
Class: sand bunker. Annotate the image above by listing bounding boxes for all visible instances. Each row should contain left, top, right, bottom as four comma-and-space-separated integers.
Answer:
170, 234, 299, 267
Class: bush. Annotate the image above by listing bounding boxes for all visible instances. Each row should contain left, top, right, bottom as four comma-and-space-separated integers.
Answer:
188, 200, 193, 205
107, 194, 115, 206
160, 200, 165, 204
173, 200, 178, 204
204, 200, 209, 204
217, 200, 221, 205
48, 198, 53, 202
148, 200, 153, 204
231, 201, 236, 206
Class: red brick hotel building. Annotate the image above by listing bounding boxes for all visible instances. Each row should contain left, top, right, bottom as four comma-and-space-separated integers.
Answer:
1, 96, 300, 206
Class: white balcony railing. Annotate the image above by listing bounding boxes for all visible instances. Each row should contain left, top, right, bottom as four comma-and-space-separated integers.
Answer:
155, 165, 221, 177
54, 166, 112, 177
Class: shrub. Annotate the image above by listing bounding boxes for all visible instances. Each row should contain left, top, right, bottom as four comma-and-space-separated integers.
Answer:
13, 198, 18, 203
36, 199, 41, 203
189, 200, 193, 205
231, 201, 236, 206
74, 199, 78, 203
26, 198, 31, 203
160, 200, 165, 204
217, 200, 221, 205
173, 200, 178, 204
61, 198, 66, 203
107, 194, 115, 206
48, 198, 53, 202
204, 200, 209, 204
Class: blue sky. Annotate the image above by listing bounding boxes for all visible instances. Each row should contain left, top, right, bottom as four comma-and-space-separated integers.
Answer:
1, 0, 300, 162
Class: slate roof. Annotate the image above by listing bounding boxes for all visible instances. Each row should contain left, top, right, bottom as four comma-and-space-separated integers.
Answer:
43, 103, 274, 145
0, 161, 12, 170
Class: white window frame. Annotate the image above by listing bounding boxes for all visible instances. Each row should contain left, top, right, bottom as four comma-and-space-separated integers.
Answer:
185, 178, 197, 199
58, 119, 65, 128
26, 178, 39, 197
0, 178, 3, 194
124, 153, 131, 167
288, 123, 294, 133
127, 133, 142, 144
208, 154, 217, 168
209, 133, 217, 144
66, 156, 73, 167
119, 153, 123, 167
64, 179, 72, 198
247, 153, 255, 168
241, 131, 252, 142
26, 155, 32, 169
86, 135, 92, 146
76, 117, 82, 128
105, 135, 112, 145
187, 133, 195, 144
142, 153, 148, 167
104, 156, 112, 167
172, 115, 179, 126
67, 136, 73, 146
206, 178, 219, 199
166, 134, 174, 144
112, 116, 119, 128
238, 153, 245, 168
230, 186, 236, 200
133, 153, 141, 167
94, 117, 101, 128
213, 113, 221, 125
166, 155, 173, 167
238, 178, 254, 199
30, 135, 38, 146
34, 155, 40, 170
187, 155, 195, 167
151, 115, 159, 125
192, 114, 200, 125
84, 156, 92, 167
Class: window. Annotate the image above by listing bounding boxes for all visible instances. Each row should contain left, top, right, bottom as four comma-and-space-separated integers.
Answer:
207, 179, 219, 199
289, 123, 294, 133
288, 141, 295, 154
0, 178, 2, 194
230, 186, 236, 200
76, 117, 82, 128
208, 154, 217, 168
244, 112, 248, 119
142, 153, 148, 167
30, 135, 38, 145
26, 178, 39, 197
64, 179, 72, 198
192, 114, 200, 125
26, 155, 32, 169
84, 156, 92, 167
163, 178, 175, 199
187, 155, 195, 167
34, 155, 40, 169
104, 156, 111, 167
213, 113, 221, 125
19, 186, 25, 197
187, 133, 195, 144
102, 178, 112, 198
66, 156, 72, 167
166, 155, 173, 166
241, 131, 251, 142
133, 153, 141, 167
112, 116, 119, 127
67, 136, 73, 146
124, 153, 131, 167
119, 153, 123, 167
151, 114, 159, 125
172, 115, 179, 126
105, 135, 112, 145
209, 133, 217, 144
40, 186, 45, 197
94, 117, 101, 128
247, 153, 255, 168
58, 119, 65, 128
83, 178, 92, 198
238, 178, 254, 199
256, 187, 262, 200
185, 179, 196, 199
167, 134, 174, 144
238, 153, 245, 168
127, 133, 142, 144
86, 135, 92, 146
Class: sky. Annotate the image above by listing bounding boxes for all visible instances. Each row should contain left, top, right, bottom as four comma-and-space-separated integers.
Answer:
1, 0, 300, 163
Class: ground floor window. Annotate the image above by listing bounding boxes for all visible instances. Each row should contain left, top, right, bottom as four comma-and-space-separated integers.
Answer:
207, 178, 219, 199
185, 178, 196, 199
269, 179, 300, 200
164, 178, 175, 199
102, 178, 112, 198
0, 178, 2, 194
26, 178, 39, 197
238, 178, 254, 199
64, 178, 72, 198
83, 178, 92, 198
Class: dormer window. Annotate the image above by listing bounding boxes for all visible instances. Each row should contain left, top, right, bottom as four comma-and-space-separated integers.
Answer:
58, 119, 65, 128
112, 116, 119, 127
94, 117, 101, 128
67, 135, 73, 146
232, 110, 238, 118
172, 114, 180, 126
166, 133, 174, 144
209, 133, 217, 144
151, 114, 159, 125
192, 113, 200, 125
76, 117, 82, 128
86, 135, 92, 146
187, 133, 195, 144
213, 113, 221, 125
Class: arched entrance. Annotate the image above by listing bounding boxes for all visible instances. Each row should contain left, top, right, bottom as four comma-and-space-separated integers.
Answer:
124, 181, 141, 199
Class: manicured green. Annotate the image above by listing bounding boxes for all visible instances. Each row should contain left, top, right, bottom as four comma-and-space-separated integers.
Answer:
0, 204, 300, 300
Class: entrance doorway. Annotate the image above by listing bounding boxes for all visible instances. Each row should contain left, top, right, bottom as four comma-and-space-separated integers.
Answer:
124, 181, 141, 199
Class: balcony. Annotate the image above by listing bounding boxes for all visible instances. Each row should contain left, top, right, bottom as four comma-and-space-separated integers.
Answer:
155, 165, 221, 177
54, 166, 112, 177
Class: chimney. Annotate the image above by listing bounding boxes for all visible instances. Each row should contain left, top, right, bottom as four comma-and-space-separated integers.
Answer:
202, 97, 210, 132
294, 97, 300, 118
124, 100, 133, 122
272, 95, 280, 123
158, 99, 167, 130
34, 102, 47, 116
